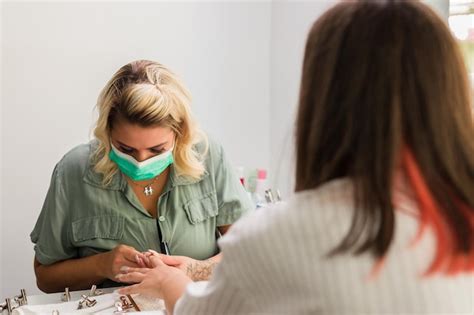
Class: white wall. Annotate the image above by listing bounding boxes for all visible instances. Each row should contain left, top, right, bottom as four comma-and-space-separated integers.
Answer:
0, 0, 4, 301
1, 1, 271, 297
269, 0, 334, 198
423, 0, 449, 21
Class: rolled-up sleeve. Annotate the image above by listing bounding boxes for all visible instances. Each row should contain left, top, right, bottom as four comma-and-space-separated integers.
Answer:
30, 162, 76, 265
213, 144, 254, 227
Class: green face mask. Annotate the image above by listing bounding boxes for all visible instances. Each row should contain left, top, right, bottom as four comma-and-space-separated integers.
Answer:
109, 143, 174, 181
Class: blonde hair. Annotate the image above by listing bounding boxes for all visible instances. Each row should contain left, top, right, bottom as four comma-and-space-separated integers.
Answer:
93, 60, 208, 186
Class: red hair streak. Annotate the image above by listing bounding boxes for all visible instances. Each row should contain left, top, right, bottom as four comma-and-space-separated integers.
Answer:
402, 148, 474, 275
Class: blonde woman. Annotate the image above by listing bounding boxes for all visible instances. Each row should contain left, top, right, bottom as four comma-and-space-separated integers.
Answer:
30, 60, 253, 293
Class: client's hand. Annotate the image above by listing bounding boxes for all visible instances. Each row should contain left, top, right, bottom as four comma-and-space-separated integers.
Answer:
117, 254, 192, 300
142, 250, 217, 281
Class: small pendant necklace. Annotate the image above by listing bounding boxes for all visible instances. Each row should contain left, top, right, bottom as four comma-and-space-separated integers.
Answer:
132, 176, 159, 196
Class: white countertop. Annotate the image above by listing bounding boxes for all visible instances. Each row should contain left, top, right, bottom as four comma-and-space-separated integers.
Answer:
2, 287, 166, 314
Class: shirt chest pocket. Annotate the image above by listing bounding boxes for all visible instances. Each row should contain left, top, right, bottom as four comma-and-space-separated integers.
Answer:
183, 192, 219, 224
71, 215, 124, 251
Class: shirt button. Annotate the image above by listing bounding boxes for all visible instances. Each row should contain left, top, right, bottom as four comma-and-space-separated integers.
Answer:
158, 216, 166, 222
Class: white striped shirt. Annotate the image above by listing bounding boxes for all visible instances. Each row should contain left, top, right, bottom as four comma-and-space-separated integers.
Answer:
175, 179, 473, 314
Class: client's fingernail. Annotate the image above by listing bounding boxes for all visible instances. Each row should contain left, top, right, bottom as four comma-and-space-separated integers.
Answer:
115, 274, 122, 279
120, 266, 129, 272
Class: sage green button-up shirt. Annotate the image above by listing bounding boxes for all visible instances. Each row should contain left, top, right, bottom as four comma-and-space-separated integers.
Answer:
31, 138, 253, 269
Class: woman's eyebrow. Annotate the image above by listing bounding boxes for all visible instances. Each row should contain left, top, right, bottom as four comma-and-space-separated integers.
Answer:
117, 140, 167, 150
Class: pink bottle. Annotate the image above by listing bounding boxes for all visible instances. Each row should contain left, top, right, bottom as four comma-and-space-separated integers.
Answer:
252, 169, 267, 208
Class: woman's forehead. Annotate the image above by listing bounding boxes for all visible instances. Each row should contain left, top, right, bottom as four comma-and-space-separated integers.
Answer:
111, 121, 174, 149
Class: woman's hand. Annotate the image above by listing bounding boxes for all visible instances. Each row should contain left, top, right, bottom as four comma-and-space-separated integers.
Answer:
117, 255, 192, 313
98, 244, 147, 281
